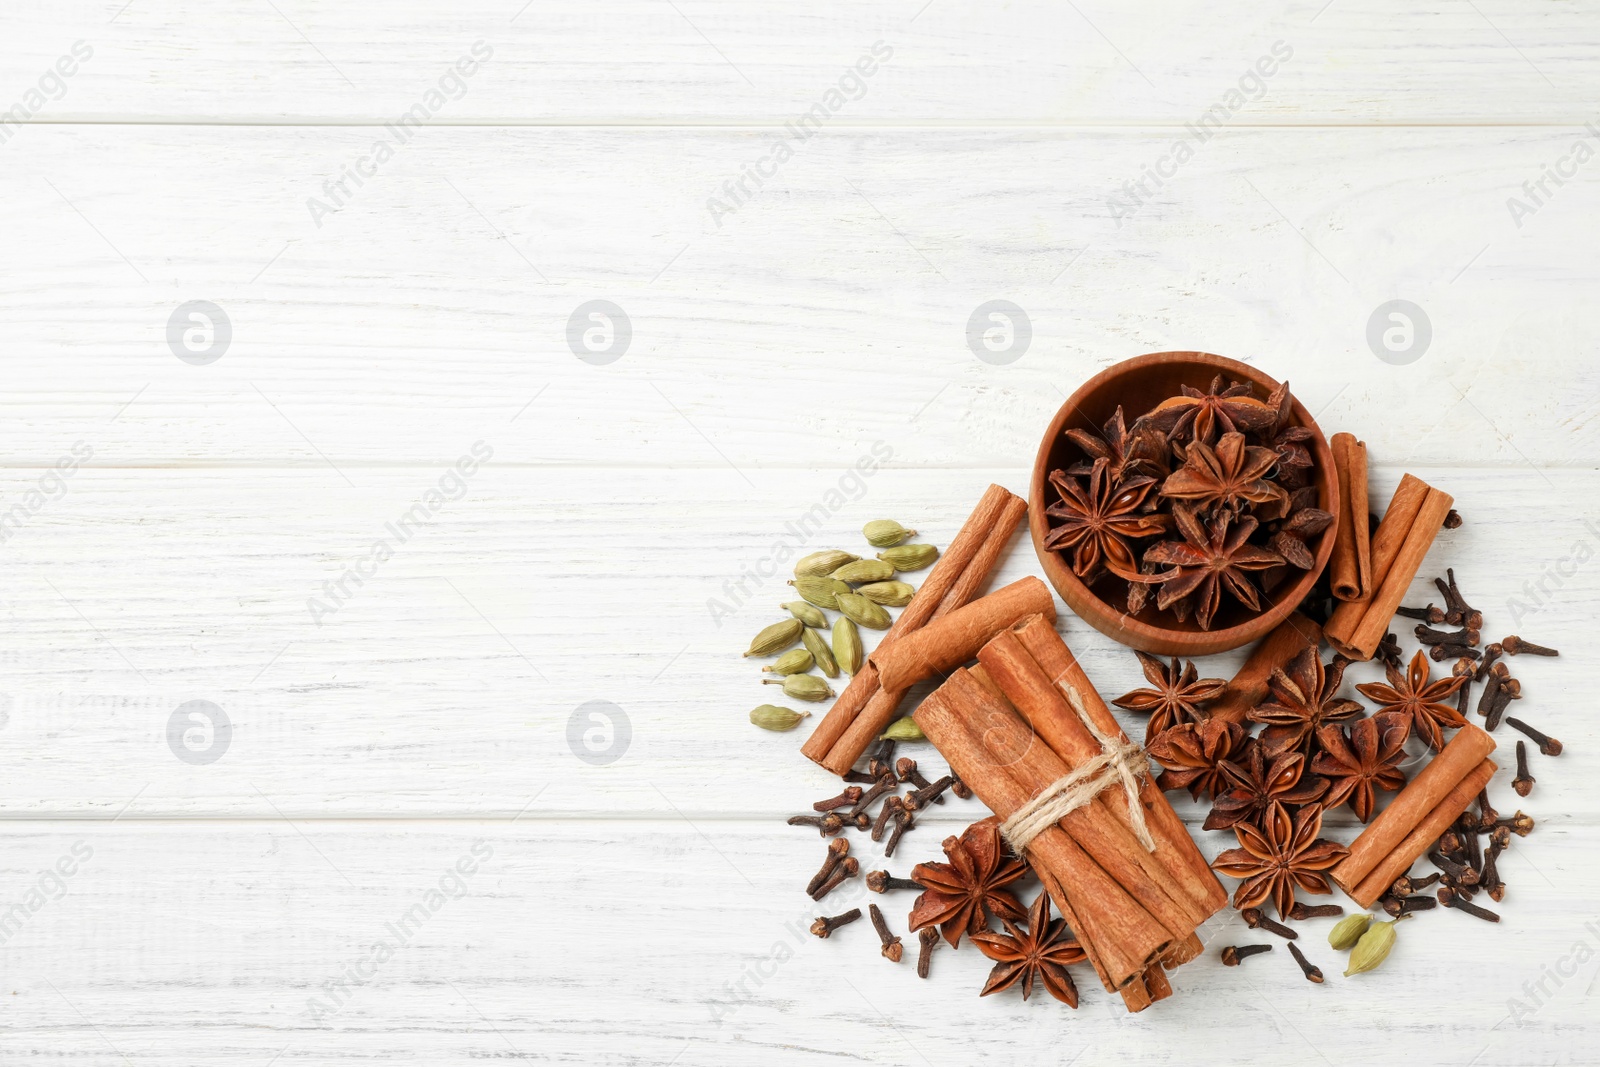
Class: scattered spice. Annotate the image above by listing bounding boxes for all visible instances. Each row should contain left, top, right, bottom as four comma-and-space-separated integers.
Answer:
1288, 941, 1324, 983
1502, 634, 1558, 657
1221, 944, 1273, 966
1211, 801, 1349, 919
1310, 712, 1409, 822
1505, 717, 1561, 756
869, 904, 903, 963
1248, 647, 1363, 756
1111, 652, 1227, 743
810, 909, 862, 938
970, 892, 1086, 1005
1356, 650, 1468, 752
908, 821, 1028, 948
1241, 906, 1298, 941
866, 870, 923, 893
916, 926, 939, 979
1513, 740, 1535, 797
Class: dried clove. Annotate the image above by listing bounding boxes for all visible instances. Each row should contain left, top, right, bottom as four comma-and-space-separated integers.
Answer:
1221, 944, 1273, 966
1430, 643, 1479, 662
842, 768, 878, 785
1288, 902, 1345, 921
1443, 508, 1463, 529
1396, 604, 1446, 624
871, 796, 902, 842
904, 775, 955, 811
1492, 811, 1534, 837
1438, 887, 1500, 923
811, 908, 863, 938
1513, 740, 1535, 797
1242, 907, 1297, 940
1416, 624, 1479, 648
1288, 942, 1324, 983
1474, 643, 1504, 682
895, 757, 945, 804
1376, 631, 1405, 671
1381, 894, 1438, 917
844, 810, 872, 832
849, 774, 897, 818
1428, 849, 1478, 885
1391, 871, 1440, 898
1476, 788, 1499, 831
814, 786, 864, 812
1480, 840, 1506, 903
811, 856, 860, 901
868, 904, 903, 962
866, 869, 923, 893
1505, 717, 1562, 756
883, 805, 915, 858
866, 737, 896, 766
788, 813, 845, 837
1502, 635, 1558, 657
1434, 569, 1482, 630
950, 776, 972, 800
806, 838, 850, 896
1487, 676, 1521, 732
917, 926, 938, 978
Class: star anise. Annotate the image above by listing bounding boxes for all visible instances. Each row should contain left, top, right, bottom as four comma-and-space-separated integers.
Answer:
970, 891, 1086, 1006
1205, 742, 1326, 831
1211, 800, 1349, 919
909, 819, 1028, 948
1064, 406, 1168, 484
1142, 507, 1284, 630
1355, 649, 1469, 751
1111, 651, 1227, 743
1269, 506, 1335, 569
1136, 375, 1278, 445
1159, 432, 1285, 519
1311, 712, 1410, 822
1247, 645, 1364, 756
1044, 458, 1169, 582
1146, 718, 1250, 801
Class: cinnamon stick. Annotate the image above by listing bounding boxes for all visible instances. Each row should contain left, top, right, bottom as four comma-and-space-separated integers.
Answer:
1331, 485, 1454, 660
915, 679, 1171, 989
1119, 974, 1153, 1013
1009, 615, 1230, 918
1329, 434, 1371, 602
873, 577, 1056, 695
1330, 723, 1496, 894
1347, 758, 1497, 908
1206, 613, 1322, 725
1325, 474, 1429, 651
801, 484, 1026, 773
1142, 962, 1173, 1003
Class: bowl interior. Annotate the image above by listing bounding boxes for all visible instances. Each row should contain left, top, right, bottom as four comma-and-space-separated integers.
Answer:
1034, 352, 1338, 643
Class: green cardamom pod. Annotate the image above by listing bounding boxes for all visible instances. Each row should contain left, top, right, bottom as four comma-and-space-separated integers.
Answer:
857, 580, 915, 607
830, 559, 895, 584
1344, 916, 1409, 976
836, 592, 891, 630
763, 674, 835, 702
1327, 913, 1373, 951
863, 519, 916, 547
782, 600, 829, 629
794, 550, 859, 578
802, 625, 839, 678
789, 576, 850, 611
880, 717, 925, 742
877, 544, 939, 572
833, 617, 863, 675
750, 704, 809, 732
744, 617, 804, 657
762, 648, 814, 676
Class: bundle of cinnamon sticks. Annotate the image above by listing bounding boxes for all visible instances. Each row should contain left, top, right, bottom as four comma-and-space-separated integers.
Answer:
1331, 724, 1498, 908
802, 484, 1030, 776
913, 615, 1227, 1011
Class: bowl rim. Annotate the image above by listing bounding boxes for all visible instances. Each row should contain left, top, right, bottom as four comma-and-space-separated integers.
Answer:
1028, 350, 1339, 655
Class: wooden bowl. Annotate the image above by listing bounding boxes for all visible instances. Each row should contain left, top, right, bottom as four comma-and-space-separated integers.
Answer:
1029, 352, 1339, 657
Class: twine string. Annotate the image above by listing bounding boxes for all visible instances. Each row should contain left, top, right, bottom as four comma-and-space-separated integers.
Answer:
999, 681, 1155, 855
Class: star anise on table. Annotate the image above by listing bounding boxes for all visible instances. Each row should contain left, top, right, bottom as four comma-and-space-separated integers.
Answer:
1247, 645, 1364, 756
1268, 505, 1335, 570
1064, 406, 1168, 484
1355, 649, 1469, 752
1111, 651, 1227, 744
1159, 431, 1286, 519
970, 890, 1086, 1006
1142, 507, 1284, 630
1146, 718, 1250, 801
1311, 712, 1410, 822
1044, 458, 1170, 582
909, 819, 1029, 948
1211, 800, 1349, 919
1136, 375, 1278, 446
1204, 742, 1326, 831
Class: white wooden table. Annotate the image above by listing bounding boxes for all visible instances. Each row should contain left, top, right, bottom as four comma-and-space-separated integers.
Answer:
2, 3, 1596, 1062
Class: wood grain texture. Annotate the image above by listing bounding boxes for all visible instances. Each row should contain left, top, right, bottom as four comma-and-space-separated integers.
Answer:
4, 1, 1600, 122
1, 4, 1594, 1060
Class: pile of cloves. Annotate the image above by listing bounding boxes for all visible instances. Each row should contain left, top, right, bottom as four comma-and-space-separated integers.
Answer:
792, 736, 970, 978
1375, 787, 1535, 925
